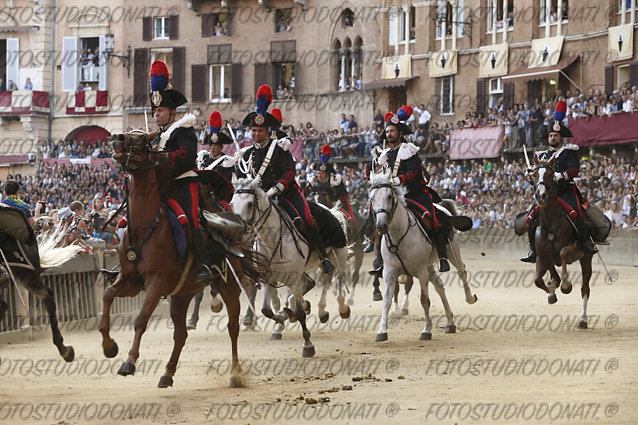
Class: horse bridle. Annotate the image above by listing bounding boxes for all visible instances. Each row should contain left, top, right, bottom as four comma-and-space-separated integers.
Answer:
370, 183, 398, 220
234, 188, 273, 233
531, 164, 557, 204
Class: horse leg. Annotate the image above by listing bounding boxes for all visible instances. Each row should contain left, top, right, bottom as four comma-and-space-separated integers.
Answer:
447, 240, 478, 304
25, 274, 74, 361
559, 247, 574, 295
399, 276, 413, 316
372, 275, 382, 301
429, 271, 456, 334
376, 268, 397, 342
158, 293, 194, 388
578, 255, 592, 329
99, 275, 140, 358
241, 281, 257, 330
186, 289, 203, 330
261, 283, 285, 340
347, 244, 364, 306
332, 248, 350, 319
317, 272, 330, 324
418, 275, 432, 340
288, 280, 314, 358
216, 267, 243, 387
534, 261, 557, 304
117, 282, 163, 376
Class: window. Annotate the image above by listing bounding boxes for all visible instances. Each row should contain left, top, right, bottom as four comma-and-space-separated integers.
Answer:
275, 9, 293, 33
342, 8, 355, 27
154, 17, 169, 39
389, 6, 416, 44
151, 49, 172, 80
274, 63, 295, 99
79, 37, 99, 83
439, 75, 454, 115
540, 0, 568, 25
487, 0, 514, 32
204, 13, 230, 36
209, 65, 231, 102
436, 0, 464, 39
488, 78, 503, 109
617, 64, 630, 90
617, 0, 638, 12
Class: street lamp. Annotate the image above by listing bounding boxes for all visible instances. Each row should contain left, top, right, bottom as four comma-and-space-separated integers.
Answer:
104, 34, 132, 77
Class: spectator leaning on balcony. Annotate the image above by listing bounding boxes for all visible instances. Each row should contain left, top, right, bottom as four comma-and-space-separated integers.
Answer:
23, 77, 32, 90
6, 80, 17, 91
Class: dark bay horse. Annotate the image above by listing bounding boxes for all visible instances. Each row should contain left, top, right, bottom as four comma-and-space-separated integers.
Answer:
530, 158, 592, 328
0, 223, 81, 361
100, 131, 265, 388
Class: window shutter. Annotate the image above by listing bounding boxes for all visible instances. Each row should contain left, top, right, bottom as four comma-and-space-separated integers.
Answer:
629, 61, 638, 88
503, 82, 513, 111
61, 37, 78, 92
133, 48, 148, 105
172, 47, 185, 93
605, 65, 614, 95
169, 15, 179, 40
143, 17, 152, 41
6, 38, 19, 89
191, 64, 208, 103
476, 78, 485, 116
254, 63, 271, 92
98, 35, 108, 91
202, 14, 213, 37
270, 41, 283, 63
526, 80, 539, 106
284, 40, 296, 62
388, 7, 397, 45
231, 63, 242, 102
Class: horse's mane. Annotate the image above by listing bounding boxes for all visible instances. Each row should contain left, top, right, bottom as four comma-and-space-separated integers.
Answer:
370, 173, 407, 206
234, 177, 261, 192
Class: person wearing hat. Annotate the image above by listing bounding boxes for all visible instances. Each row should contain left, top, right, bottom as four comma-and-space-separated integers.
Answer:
196, 111, 236, 211
370, 106, 450, 274
520, 99, 598, 263
148, 60, 212, 284
236, 85, 334, 273
305, 144, 355, 223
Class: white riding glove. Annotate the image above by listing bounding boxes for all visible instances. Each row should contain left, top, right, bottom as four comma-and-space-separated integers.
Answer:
390, 177, 401, 186
266, 183, 285, 198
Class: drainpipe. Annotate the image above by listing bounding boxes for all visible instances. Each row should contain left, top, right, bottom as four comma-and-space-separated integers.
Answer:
48, 0, 56, 143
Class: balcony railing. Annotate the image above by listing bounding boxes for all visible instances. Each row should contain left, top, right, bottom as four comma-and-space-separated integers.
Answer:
0, 90, 50, 115
66, 90, 109, 115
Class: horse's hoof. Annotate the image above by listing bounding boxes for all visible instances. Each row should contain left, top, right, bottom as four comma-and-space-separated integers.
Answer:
242, 317, 256, 330
302, 346, 315, 358
577, 320, 588, 329
61, 345, 75, 362
302, 300, 311, 315
548, 294, 558, 304
372, 292, 383, 302
339, 306, 351, 319
560, 285, 572, 295
445, 324, 456, 334
419, 332, 432, 341
467, 295, 478, 304
103, 342, 118, 359
210, 298, 223, 313
157, 375, 173, 388
400, 308, 409, 316
319, 312, 329, 324
229, 376, 244, 388
375, 332, 388, 342
270, 332, 282, 340
117, 362, 136, 376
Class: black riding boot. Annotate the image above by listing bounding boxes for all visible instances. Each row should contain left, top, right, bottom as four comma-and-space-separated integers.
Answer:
520, 225, 537, 263
576, 217, 598, 255
192, 228, 214, 286
368, 237, 383, 276
433, 225, 450, 272
310, 224, 335, 273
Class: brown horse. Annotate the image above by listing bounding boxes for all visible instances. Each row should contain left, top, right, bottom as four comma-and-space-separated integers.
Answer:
100, 131, 264, 388
530, 158, 592, 329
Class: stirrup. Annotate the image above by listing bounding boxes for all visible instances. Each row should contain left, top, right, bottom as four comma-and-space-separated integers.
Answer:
321, 259, 335, 274
363, 238, 374, 253
196, 265, 214, 286
368, 266, 383, 277
520, 251, 536, 263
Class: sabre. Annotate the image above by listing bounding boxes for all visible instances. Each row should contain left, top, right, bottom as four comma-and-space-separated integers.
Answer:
227, 122, 241, 152
144, 110, 149, 134
225, 257, 257, 318
523, 145, 532, 171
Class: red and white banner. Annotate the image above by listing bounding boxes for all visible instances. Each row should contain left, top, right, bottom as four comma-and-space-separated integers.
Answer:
0, 91, 49, 115
449, 126, 504, 160
66, 90, 109, 114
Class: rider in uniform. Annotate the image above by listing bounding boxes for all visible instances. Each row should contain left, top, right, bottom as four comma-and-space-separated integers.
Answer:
520, 99, 598, 263
235, 85, 334, 273
197, 111, 235, 211
370, 106, 450, 274
148, 60, 212, 284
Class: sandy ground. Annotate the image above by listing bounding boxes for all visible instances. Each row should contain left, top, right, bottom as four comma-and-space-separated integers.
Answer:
1, 247, 637, 425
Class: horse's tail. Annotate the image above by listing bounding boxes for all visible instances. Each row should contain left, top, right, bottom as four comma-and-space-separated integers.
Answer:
439, 199, 458, 216
329, 205, 349, 247
37, 227, 83, 269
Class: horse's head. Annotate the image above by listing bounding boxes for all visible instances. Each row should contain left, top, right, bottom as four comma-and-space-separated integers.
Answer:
531, 157, 557, 206
231, 177, 269, 225
110, 130, 155, 171
369, 171, 403, 234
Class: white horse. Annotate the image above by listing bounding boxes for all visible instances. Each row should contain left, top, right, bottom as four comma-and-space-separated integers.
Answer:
369, 171, 478, 342
231, 178, 349, 357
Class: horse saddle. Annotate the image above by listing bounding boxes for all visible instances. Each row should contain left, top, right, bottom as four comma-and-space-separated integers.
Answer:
307, 201, 347, 248
433, 204, 473, 232
0, 233, 35, 270
0, 204, 34, 244
201, 210, 246, 257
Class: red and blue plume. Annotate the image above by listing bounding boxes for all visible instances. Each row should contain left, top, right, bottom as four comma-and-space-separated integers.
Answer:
396, 105, 413, 121
383, 112, 394, 122
255, 85, 272, 114
554, 100, 567, 122
271, 108, 283, 123
208, 111, 222, 134
149, 61, 169, 92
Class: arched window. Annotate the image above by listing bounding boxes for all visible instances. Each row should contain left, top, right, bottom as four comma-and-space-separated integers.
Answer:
341, 8, 355, 27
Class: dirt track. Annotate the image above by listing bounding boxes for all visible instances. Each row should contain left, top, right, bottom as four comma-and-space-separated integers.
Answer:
1, 247, 637, 425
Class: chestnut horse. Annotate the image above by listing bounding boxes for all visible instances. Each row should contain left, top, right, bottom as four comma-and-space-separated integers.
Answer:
100, 131, 264, 388
529, 158, 592, 329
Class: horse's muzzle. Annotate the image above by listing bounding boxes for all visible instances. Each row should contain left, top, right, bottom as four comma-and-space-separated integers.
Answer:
376, 215, 388, 235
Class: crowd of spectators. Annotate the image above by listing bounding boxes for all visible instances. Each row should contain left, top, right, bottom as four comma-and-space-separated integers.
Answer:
41, 139, 111, 159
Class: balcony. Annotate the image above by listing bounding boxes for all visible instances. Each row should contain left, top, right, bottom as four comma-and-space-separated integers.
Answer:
66, 90, 109, 115
0, 91, 50, 115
